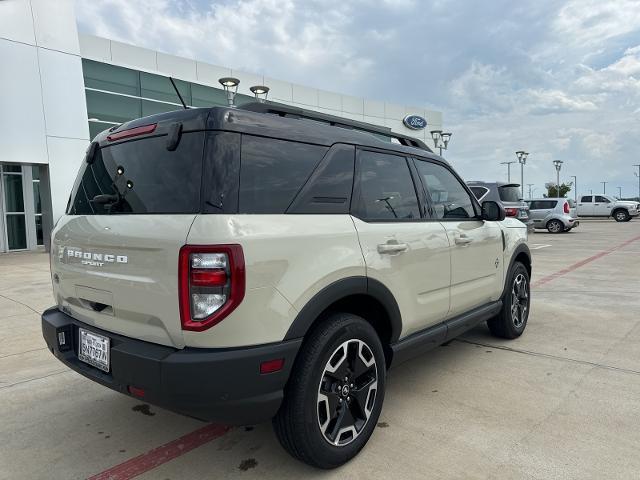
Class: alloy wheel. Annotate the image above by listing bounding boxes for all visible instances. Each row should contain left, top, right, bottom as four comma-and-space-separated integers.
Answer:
511, 273, 529, 328
616, 211, 627, 222
317, 339, 378, 446
548, 220, 562, 233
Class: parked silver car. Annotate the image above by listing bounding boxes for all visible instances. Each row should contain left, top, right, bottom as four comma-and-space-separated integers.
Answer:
526, 198, 579, 233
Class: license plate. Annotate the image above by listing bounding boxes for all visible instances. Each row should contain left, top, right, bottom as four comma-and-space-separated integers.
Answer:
78, 328, 110, 372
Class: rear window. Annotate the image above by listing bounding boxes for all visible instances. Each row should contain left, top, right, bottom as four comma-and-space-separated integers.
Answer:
67, 132, 204, 215
498, 185, 522, 202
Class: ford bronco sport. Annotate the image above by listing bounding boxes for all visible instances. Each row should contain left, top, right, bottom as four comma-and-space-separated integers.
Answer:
42, 103, 531, 469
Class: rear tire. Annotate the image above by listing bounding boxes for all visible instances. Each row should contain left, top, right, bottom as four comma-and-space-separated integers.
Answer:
487, 262, 530, 339
547, 219, 563, 233
614, 209, 629, 222
273, 313, 386, 469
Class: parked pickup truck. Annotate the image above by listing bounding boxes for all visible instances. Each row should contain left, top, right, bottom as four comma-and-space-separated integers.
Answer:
576, 195, 639, 222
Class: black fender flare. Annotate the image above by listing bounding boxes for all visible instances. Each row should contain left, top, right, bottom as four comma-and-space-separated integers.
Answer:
503, 243, 532, 297
283, 276, 403, 343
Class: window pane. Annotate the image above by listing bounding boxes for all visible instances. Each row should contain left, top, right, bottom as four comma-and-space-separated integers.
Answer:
3, 164, 21, 173
141, 72, 191, 105
414, 160, 476, 219
498, 185, 522, 202
595, 196, 609, 203
580, 196, 592, 202
192, 84, 228, 107
239, 136, 328, 213
31, 166, 40, 180
33, 182, 42, 214
6, 214, 27, 250
89, 122, 110, 140
141, 99, 182, 117
469, 186, 488, 200
83, 59, 140, 96
354, 151, 419, 221
35, 215, 43, 245
86, 89, 141, 124
68, 132, 204, 215
4, 174, 24, 212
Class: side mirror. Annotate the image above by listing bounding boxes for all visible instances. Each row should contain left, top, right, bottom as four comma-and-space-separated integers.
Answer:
481, 201, 506, 221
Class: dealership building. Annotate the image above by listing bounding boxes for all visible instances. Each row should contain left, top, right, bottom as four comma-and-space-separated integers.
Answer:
0, 0, 444, 253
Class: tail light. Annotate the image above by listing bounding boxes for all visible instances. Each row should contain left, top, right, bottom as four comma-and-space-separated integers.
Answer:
178, 245, 245, 331
505, 207, 519, 217
563, 202, 570, 214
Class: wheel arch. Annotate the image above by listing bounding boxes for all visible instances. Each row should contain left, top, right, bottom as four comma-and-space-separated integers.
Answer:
284, 276, 402, 367
503, 243, 532, 296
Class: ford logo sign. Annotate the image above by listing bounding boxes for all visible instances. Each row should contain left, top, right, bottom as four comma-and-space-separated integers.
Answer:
403, 115, 427, 130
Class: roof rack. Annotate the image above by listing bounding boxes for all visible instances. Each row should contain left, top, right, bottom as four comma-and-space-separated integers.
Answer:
240, 101, 431, 151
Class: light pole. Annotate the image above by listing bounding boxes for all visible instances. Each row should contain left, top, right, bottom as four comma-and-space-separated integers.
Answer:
430, 130, 452, 156
617, 186, 622, 199
601, 181, 607, 194
570, 175, 577, 204
516, 151, 529, 199
634, 164, 640, 201
500, 161, 516, 182
553, 160, 563, 197
218, 77, 240, 107
527, 183, 535, 199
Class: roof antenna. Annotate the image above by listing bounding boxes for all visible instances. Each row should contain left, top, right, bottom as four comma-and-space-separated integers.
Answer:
169, 77, 188, 109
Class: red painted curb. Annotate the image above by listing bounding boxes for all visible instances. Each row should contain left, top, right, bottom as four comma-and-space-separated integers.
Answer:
88, 423, 230, 480
532, 234, 640, 288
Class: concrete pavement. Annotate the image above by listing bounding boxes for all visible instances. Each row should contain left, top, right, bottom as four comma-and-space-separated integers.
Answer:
1, 220, 639, 479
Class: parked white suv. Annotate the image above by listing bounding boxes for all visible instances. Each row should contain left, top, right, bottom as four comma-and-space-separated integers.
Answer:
576, 194, 639, 222
42, 103, 531, 468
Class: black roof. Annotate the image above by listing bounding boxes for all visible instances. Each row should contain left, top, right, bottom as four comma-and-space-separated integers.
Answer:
94, 101, 438, 161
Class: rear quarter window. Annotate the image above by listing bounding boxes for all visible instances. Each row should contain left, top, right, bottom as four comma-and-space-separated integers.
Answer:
239, 135, 328, 214
67, 132, 204, 215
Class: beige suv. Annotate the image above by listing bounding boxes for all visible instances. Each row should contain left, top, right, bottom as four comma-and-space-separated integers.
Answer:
42, 103, 531, 468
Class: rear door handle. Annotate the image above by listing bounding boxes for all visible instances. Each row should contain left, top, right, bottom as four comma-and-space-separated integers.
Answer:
377, 243, 408, 254
455, 235, 473, 246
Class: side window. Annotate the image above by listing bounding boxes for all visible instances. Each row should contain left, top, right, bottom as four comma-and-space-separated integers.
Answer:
413, 159, 477, 219
239, 136, 328, 214
528, 201, 541, 210
287, 144, 354, 214
581, 195, 592, 203
352, 150, 420, 221
595, 195, 610, 203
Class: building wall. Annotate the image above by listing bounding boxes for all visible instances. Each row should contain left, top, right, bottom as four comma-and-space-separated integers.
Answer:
78, 34, 443, 148
0, 0, 90, 226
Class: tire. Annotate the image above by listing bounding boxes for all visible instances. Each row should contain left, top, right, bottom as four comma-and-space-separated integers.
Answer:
487, 262, 530, 339
613, 209, 630, 222
546, 219, 563, 233
273, 313, 386, 469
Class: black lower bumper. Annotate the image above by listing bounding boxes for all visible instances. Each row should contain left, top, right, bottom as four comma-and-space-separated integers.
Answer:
41, 307, 301, 425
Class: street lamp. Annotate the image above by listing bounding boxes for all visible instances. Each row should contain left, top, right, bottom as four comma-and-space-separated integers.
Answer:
218, 77, 240, 107
500, 161, 516, 182
516, 151, 529, 199
601, 181, 607, 194
553, 160, 563, 197
249, 85, 270, 103
526, 183, 535, 199
633, 164, 640, 201
430, 130, 452, 156
570, 175, 577, 204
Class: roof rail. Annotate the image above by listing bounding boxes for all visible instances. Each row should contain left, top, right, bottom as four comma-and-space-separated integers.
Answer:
240, 101, 431, 151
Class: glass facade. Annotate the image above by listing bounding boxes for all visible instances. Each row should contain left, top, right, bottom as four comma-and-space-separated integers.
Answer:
0, 164, 43, 252
82, 59, 254, 139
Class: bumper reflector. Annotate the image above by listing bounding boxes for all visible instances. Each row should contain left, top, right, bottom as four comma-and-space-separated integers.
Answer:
260, 358, 285, 374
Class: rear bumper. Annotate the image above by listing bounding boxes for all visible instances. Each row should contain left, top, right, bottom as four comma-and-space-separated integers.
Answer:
41, 307, 301, 425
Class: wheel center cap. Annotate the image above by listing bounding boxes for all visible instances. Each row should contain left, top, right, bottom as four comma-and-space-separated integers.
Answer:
341, 385, 350, 397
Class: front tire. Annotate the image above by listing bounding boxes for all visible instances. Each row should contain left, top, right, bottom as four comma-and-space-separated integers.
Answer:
613, 209, 630, 222
273, 313, 386, 469
487, 262, 530, 339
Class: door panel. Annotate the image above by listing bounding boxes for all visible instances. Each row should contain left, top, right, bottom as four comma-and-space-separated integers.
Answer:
442, 221, 504, 315
594, 196, 612, 216
412, 158, 504, 315
578, 195, 594, 215
351, 150, 451, 339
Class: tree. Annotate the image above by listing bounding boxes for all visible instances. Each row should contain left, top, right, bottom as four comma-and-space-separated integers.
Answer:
544, 182, 572, 198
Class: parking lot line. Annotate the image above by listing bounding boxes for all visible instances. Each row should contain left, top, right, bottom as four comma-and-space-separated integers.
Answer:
88, 423, 229, 480
531, 234, 640, 288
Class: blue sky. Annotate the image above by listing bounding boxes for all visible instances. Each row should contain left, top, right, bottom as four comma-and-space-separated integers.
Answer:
75, 0, 640, 198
